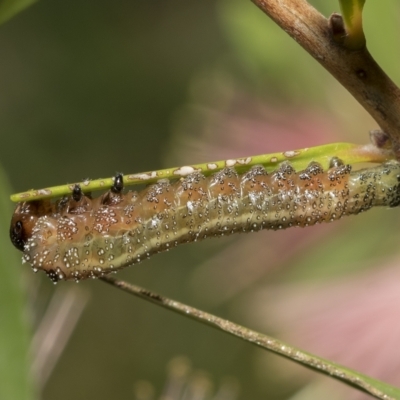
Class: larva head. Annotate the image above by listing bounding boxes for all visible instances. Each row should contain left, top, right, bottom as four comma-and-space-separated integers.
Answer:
10, 200, 53, 251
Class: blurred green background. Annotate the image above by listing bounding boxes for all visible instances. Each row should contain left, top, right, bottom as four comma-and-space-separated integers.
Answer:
1, 1, 400, 399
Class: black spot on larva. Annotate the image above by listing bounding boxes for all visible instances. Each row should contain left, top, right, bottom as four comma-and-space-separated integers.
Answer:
46, 269, 60, 284
111, 173, 124, 194
329, 157, 344, 168
100, 175, 125, 206
72, 184, 83, 202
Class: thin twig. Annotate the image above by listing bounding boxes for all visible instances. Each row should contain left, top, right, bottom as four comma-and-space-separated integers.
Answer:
251, 0, 400, 158
100, 276, 399, 400
9, 142, 390, 202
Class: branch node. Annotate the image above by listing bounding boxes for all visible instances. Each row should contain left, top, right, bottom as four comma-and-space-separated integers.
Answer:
369, 130, 392, 150
329, 13, 346, 45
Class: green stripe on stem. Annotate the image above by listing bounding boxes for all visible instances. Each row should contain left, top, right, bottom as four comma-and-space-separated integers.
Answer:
10, 142, 391, 202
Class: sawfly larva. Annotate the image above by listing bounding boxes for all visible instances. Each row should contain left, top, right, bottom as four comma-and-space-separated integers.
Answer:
10, 159, 400, 283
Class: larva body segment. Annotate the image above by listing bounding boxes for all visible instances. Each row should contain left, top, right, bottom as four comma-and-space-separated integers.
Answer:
10, 160, 400, 283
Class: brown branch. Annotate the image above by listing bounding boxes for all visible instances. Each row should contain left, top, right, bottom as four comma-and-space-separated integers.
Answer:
251, 0, 400, 158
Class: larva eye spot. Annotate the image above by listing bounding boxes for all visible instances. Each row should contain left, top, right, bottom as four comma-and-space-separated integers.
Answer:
9, 200, 50, 252
10, 220, 25, 251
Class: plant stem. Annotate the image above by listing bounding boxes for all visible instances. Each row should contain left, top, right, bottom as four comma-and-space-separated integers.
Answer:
100, 276, 399, 400
338, 0, 366, 49
10, 142, 390, 202
251, 0, 400, 159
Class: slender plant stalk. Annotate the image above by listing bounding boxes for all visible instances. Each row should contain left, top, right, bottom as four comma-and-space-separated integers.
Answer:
338, 0, 366, 49
10, 142, 390, 202
100, 276, 400, 400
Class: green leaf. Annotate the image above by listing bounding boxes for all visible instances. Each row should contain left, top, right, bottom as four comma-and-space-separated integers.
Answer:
0, 164, 36, 400
0, 0, 37, 26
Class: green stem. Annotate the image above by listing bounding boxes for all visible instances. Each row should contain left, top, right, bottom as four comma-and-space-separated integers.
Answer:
338, 0, 366, 49
10, 142, 391, 202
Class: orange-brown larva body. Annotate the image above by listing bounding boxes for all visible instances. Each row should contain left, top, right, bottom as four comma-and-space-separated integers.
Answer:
10, 160, 400, 283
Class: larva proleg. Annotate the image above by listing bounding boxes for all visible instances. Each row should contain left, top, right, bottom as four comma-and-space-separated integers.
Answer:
10, 160, 400, 283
